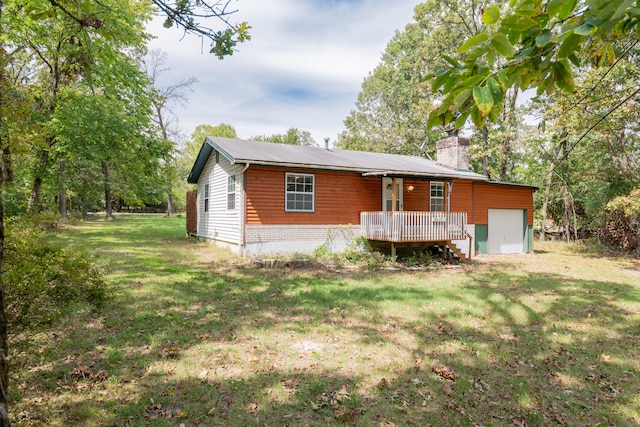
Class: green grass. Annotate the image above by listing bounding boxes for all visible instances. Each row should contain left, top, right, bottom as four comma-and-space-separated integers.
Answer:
10, 214, 640, 426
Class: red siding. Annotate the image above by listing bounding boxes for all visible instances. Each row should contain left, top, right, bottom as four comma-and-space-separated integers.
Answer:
245, 166, 380, 225
450, 179, 473, 215
469, 181, 534, 225
402, 178, 431, 211
245, 167, 534, 227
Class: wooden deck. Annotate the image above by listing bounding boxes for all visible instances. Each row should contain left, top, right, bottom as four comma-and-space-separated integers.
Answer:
360, 211, 467, 242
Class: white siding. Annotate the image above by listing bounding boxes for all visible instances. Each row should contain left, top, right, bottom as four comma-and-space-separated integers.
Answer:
197, 152, 243, 246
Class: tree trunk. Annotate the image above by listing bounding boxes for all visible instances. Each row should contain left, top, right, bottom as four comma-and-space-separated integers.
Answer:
28, 148, 50, 213
539, 161, 555, 242
561, 138, 571, 243
167, 186, 174, 217
481, 125, 489, 177
80, 181, 88, 219
58, 160, 67, 218
102, 161, 113, 219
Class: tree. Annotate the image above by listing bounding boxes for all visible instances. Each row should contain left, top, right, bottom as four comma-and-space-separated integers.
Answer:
183, 123, 237, 163
251, 127, 317, 146
143, 49, 196, 216
338, 0, 498, 155
176, 122, 238, 205
337, 0, 529, 173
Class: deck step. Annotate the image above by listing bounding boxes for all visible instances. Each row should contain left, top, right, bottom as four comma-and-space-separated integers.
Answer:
446, 241, 467, 260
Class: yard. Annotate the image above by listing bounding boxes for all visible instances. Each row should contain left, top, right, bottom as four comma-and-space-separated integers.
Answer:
10, 214, 640, 426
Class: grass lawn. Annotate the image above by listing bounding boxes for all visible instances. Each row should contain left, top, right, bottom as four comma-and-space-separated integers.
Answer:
10, 214, 640, 426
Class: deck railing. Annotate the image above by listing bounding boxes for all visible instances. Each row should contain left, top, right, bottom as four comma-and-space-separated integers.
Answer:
360, 211, 467, 242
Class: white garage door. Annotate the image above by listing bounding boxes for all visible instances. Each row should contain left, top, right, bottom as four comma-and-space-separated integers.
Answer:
488, 209, 525, 254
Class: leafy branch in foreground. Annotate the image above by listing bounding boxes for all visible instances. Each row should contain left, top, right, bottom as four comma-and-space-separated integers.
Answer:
152, 0, 251, 58
429, 0, 640, 130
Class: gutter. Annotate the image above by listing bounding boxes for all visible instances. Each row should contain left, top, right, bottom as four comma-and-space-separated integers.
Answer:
234, 161, 488, 181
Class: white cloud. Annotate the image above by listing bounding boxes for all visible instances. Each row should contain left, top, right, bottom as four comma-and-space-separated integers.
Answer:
147, 0, 422, 145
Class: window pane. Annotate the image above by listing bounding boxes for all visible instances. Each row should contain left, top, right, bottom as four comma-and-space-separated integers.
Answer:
285, 173, 314, 211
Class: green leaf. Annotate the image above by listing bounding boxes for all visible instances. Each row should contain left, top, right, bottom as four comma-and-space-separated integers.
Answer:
491, 33, 515, 57
453, 88, 473, 108
553, 61, 574, 93
458, 33, 489, 53
535, 30, 552, 47
482, 5, 501, 24
488, 102, 502, 121
459, 74, 486, 89
611, 0, 636, 21
441, 55, 461, 67
454, 109, 471, 129
432, 70, 451, 92
558, 32, 582, 58
547, 0, 577, 20
573, 23, 595, 36
514, 0, 543, 17
472, 85, 494, 117
501, 15, 538, 31
471, 106, 484, 127
567, 53, 581, 66
486, 77, 504, 105
427, 109, 445, 129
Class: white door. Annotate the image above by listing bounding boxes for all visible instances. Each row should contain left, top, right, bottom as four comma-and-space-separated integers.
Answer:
382, 178, 403, 211
488, 209, 525, 254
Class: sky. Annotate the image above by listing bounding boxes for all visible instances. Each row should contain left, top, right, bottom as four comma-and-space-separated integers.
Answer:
146, 0, 423, 147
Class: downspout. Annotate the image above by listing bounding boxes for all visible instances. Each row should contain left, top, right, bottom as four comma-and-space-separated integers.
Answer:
240, 163, 250, 255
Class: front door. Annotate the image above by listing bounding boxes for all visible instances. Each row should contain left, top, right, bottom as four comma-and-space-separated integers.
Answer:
382, 178, 403, 211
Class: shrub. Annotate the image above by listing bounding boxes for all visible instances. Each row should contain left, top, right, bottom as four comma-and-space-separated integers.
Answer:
604, 189, 640, 254
401, 250, 432, 267
3, 218, 109, 328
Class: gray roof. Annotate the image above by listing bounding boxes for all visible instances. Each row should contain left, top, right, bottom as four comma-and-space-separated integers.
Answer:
187, 137, 488, 184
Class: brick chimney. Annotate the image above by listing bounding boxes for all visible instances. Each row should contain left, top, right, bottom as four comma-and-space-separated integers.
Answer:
436, 136, 469, 171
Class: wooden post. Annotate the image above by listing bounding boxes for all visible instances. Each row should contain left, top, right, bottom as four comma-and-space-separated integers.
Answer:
391, 177, 397, 212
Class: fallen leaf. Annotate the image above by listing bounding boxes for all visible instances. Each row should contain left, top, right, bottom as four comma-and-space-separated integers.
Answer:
441, 383, 453, 396
376, 378, 389, 389
432, 365, 456, 381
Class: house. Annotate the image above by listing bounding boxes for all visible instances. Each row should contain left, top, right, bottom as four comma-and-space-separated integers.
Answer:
187, 136, 535, 258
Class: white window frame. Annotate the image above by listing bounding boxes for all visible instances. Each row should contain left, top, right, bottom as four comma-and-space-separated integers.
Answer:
227, 175, 236, 211
285, 173, 315, 212
430, 181, 445, 212
203, 184, 209, 213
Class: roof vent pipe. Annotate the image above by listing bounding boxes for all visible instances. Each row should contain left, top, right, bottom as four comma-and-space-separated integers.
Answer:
324, 137, 330, 150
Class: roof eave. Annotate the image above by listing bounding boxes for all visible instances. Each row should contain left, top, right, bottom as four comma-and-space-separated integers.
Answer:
231, 160, 488, 181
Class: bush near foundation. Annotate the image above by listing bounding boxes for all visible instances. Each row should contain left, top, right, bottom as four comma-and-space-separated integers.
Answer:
604, 189, 640, 255
4, 217, 109, 328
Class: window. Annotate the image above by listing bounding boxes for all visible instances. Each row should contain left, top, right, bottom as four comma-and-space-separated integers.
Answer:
286, 173, 314, 212
203, 184, 209, 212
430, 182, 444, 212
227, 175, 236, 211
